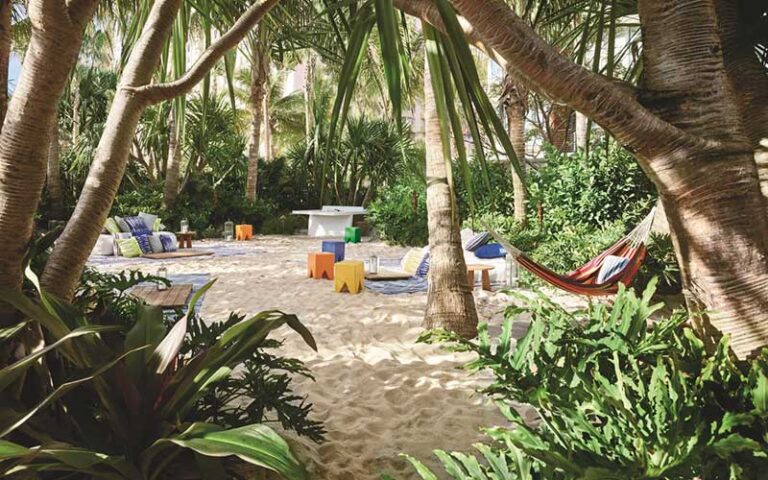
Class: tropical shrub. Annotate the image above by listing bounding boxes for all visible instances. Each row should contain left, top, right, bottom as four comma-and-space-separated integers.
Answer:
529, 144, 657, 231
0, 269, 317, 478
407, 281, 768, 479
368, 178, 428, 246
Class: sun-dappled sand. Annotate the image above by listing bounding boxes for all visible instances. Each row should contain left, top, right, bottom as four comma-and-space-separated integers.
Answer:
95, 235, 586, 479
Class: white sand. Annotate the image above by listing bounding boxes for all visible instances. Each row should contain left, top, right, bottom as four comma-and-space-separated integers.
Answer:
96, 235, 586, 479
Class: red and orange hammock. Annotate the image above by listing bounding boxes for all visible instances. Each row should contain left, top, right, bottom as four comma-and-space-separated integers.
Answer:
484, 209, 656, 297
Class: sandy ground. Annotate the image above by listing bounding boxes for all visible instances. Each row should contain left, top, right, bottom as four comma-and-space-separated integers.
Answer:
95, 235, 587, 479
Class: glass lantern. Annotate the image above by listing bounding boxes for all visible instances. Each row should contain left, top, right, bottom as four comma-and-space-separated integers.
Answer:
224, 221, 235, 241
180, 218, 189, 233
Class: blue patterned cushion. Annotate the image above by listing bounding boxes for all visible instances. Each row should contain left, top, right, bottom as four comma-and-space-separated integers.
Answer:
464, 232, 490, 251
475, 243, 507, 259
134, 234, 153, 254
597, 255, 629, 283
415, 254, 430, 277
159, 234, 177, 253
124, 216, 152, 236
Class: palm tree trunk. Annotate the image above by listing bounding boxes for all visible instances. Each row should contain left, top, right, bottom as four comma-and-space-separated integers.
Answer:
0, 0, 11, 131
0, 2, 98, 322
246, 33, 269, 201
304, 52, 315, 136
42, 0, 280, 300
547, 104, 571, 151
423, 47, 478, 338
71, 72, 81, 147
502, 69, 527, 223
42, 0, 185, 300
47, 117, 64, 220
262, 80, 274, 162
162, 108, 182, 208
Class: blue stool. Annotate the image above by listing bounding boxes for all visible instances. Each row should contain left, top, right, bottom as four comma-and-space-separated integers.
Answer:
322, 240, 345, 262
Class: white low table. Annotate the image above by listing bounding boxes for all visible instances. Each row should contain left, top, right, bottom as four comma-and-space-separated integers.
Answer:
292, 206, 367, 237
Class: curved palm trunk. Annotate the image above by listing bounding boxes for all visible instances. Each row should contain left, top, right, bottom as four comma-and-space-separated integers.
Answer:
502, 69, 527, 223
0, 0, 11, 130
47, 117, 64, 219
423, 50, 478, 338
42, 0, 185, 299
42, 0, 280, 300
162, 109, 182, 208
0, 3, 97, 322
246, 33, 269, 201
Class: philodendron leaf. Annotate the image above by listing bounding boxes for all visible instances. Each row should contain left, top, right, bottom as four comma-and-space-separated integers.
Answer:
152, 423, 307, 480
125, 304, 166, 379
150, 315, 188, 375
0, 325, 120, 391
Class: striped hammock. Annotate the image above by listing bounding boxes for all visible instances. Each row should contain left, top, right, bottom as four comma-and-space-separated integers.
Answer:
483, 208, 656, 296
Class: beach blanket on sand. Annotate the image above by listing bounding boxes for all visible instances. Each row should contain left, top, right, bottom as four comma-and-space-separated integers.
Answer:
366, 276, 428, 295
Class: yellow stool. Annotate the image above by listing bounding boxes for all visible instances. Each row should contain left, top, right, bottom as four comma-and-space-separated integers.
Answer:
334, 260, 365, 294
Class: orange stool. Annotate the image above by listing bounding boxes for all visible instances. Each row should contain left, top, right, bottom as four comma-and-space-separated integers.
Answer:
308, 252, 335, 280
236, 224, 253, 240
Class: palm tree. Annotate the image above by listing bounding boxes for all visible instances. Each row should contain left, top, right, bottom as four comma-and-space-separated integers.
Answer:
0, 1, 11, 130
423, 27, 477, 338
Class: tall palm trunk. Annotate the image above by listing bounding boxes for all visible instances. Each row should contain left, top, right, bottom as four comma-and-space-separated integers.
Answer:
502, 69, 527, 223
0, 0, 11, 131
0, 2, 97, 322
47, 117, 64, 219
547, 104, 572, 151
42, 0, 280, 300
71, 72, 81, 146
162, 108, 182, 208
304, 52, 315, 136
246, 33, 269, 201
423, 48, 478, 338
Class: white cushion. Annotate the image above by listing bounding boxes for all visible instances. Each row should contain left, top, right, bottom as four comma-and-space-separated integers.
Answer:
138, 212, 158, 231
91, 234, 115, 256
148, 235, 164, 253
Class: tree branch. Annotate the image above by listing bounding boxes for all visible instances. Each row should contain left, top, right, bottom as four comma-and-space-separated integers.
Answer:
128, 0, 280, 105
66, 0, 99, 27
397, 0, 697, 158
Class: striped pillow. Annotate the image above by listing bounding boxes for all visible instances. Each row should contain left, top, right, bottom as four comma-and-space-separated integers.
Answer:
400, 248, 424, 275
116, 237, 142, 258
134, 234, 153, 254
464, 232, 490, 251
104, 218, 122, 235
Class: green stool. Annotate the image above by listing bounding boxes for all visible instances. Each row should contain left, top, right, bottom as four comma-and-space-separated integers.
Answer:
344, 226, 361, 243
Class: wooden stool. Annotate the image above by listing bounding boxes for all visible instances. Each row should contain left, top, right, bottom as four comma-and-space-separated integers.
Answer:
344, 226, 361, 244
176, 231, 195, 249
236, 224, 253, 240
308, 252, 335, 280
322, 240, 345, 262
466, 264, 494, 291
334, 260, 365, 294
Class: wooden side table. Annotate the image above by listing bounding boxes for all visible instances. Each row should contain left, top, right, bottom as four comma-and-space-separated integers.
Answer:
131, 284, 193, 309
176, 231, 195, 249
466, 264, 494, 291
